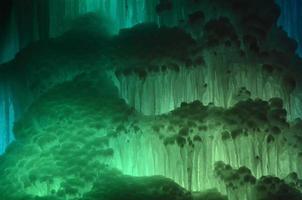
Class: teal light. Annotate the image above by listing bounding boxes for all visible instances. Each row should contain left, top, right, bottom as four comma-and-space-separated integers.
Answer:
0, 84, 15, 155
0, 1, 302, 200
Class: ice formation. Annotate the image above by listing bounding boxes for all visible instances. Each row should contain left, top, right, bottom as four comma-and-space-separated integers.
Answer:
113, 58, 302, 119
0, 77, 302, 200
1, 0, 302, 64
0, 0, 302, 200
108, 99, 302, 193
111, 1, 302, 119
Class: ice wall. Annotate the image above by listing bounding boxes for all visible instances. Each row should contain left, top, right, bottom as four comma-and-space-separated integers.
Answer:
276, 0, 302, 57
0, 83, 15, 155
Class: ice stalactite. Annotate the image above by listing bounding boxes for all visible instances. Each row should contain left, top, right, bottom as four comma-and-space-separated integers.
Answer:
113, 63, 302, 120
0, 83, 15, 155
276, 0, 302, 57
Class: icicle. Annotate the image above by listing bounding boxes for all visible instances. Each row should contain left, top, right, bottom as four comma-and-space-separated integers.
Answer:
0, 83, 15, 155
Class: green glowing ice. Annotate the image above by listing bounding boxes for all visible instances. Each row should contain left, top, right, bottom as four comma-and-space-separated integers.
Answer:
0, 75, 301, 200
0, 1, 302, 200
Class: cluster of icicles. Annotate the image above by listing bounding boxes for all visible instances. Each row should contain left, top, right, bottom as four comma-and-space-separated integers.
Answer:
112, 63, 302, 120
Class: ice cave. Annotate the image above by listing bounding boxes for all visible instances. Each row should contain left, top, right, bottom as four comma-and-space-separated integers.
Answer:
0, 0, 302, 200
